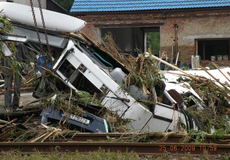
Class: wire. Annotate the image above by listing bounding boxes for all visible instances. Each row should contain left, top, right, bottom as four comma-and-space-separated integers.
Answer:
29, 0, 44, 56
90, 52, 113, 68
37, 0, 52, 61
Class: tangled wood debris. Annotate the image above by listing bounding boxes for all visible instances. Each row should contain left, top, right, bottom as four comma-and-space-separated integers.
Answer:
0, 2, 230, 143
0, 52, 229, 142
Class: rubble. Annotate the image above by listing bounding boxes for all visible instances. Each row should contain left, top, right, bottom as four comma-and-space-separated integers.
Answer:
0, 2, 229, 143
162, 65, 230, 133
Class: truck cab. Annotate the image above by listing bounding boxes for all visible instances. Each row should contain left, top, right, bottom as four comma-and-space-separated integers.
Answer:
53, 40, 196, 132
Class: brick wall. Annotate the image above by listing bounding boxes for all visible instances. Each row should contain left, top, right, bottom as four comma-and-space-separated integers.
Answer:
76, 9, 230, 65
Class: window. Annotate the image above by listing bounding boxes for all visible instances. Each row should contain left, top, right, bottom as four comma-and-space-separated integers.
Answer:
197, 39, 229, 61
58, 60, 102, 95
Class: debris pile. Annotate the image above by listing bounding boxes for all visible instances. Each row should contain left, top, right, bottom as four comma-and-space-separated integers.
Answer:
0, 2, 229, 142
161, 61, 230, 133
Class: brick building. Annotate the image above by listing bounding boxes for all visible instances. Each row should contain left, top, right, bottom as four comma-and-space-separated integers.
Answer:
70, 0, 230, 66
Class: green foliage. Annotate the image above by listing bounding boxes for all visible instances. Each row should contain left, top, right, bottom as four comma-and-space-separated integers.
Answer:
190, 78, 230, 109
0, 16, 12, 33
45, 90, 104, 115
185, 76, 230, 133
146, 32, 160, 56
0, 16, 13, 57
0, 16, 25, 78
73, 91, 102, 106
0, 151, 142, 160
0, 151, 228, 160
187, 106, 230, 134
187, 130, 207, 143
125, 55, 164, 98
211, 128, 227, 138
8, 56, 24, 75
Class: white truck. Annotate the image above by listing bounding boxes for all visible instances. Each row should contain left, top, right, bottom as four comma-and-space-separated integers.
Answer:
52, 40, 196, 132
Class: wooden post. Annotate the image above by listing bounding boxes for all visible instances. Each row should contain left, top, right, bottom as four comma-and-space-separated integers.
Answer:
150, 54, 199, 80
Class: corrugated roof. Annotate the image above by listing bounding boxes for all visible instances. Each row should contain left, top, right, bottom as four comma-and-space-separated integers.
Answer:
70, 0, 230, 12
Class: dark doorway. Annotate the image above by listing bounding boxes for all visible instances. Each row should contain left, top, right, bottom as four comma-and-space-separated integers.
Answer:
198, 39, 229, 61
101, 27, 159, 57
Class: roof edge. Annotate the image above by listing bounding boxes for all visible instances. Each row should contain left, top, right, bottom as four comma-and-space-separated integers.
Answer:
70, 6, 230, 16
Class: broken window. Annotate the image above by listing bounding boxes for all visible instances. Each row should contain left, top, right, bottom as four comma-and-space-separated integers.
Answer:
197, 39, 229, 61
58, 59, 102, 95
